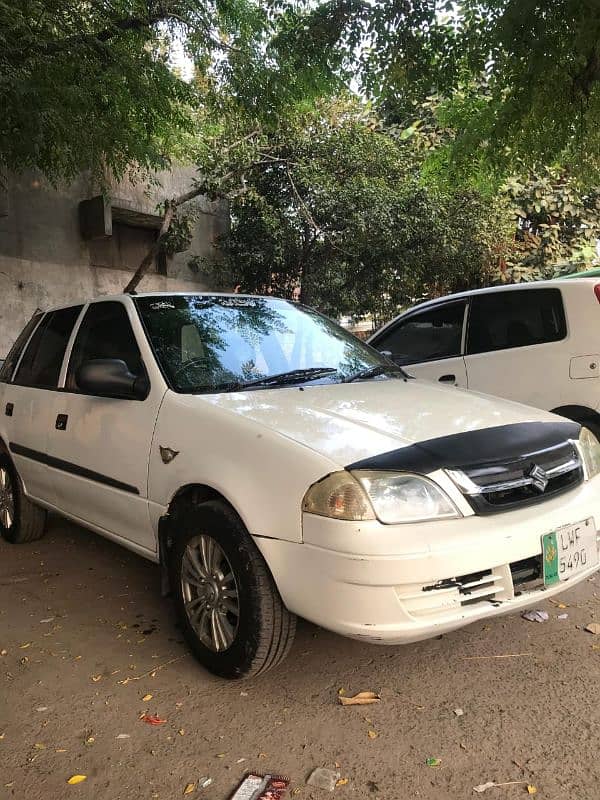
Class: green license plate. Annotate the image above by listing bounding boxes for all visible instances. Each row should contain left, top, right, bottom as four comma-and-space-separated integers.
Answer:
542, 518, 597, 586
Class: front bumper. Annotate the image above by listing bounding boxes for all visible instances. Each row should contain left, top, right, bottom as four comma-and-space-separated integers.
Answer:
254, 476, 600, 644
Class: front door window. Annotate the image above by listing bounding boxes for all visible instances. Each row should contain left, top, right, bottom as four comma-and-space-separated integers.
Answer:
375, 302, 467, 365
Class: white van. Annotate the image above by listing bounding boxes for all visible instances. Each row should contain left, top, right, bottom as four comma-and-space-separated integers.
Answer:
369, 279, 600, 436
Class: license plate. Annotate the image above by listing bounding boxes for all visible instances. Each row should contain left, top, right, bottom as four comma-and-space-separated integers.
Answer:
542, 518, 598, 586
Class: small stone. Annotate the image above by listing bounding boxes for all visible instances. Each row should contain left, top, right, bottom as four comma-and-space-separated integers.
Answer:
307, 768, 341, 792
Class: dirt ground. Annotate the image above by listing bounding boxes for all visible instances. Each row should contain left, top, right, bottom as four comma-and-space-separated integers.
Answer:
2, 516, 600, 800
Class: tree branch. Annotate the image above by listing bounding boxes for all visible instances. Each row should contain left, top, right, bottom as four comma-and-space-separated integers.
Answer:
123, 202, 176, 294
285, 167, 321, 234
123, 145, 292, 293
285, 166, 355, 259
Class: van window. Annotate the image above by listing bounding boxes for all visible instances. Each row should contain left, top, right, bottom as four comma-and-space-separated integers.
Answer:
374, 301, 466, 365
14, 306, 83, 388
467, 289, 566, 355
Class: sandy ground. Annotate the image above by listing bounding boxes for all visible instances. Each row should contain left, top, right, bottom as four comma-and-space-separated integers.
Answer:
2, 516, 600, 800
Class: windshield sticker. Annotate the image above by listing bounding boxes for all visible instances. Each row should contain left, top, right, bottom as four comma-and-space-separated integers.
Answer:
149, 301, 176, 311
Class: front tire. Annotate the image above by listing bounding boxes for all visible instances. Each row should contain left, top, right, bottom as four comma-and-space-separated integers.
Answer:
0, 455, 47, 544
170, 500, 296, 679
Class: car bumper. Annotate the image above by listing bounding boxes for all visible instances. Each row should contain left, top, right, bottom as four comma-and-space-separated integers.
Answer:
254, 478, 600, 644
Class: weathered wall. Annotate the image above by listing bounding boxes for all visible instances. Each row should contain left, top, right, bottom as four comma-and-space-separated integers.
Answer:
0, 168, 230, 355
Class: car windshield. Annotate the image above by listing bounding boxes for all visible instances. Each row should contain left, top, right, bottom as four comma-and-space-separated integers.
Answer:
135, 295, 401, 394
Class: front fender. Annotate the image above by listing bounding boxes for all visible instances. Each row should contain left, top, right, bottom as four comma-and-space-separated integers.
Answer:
149, 391, 339, 543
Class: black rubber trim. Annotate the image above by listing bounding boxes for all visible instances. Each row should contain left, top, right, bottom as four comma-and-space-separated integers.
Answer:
346, 421, 582, 473
9, 442, 139, 495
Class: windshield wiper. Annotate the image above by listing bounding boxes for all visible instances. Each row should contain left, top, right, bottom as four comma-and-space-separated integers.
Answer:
236, 367, 339, 390
343, 364, 407, 383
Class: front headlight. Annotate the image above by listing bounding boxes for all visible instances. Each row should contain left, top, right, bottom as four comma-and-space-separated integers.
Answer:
354, 471, 461, 524
578, 427, 600, 480
302, 470, 461, 524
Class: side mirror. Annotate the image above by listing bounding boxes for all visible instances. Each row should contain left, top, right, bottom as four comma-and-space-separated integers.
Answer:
76, 359, 149, 400
380, 349, 403, 364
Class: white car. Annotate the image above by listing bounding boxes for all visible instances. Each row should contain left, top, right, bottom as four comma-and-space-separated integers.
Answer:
1, 293, 600, 679
369, 278, 600, 436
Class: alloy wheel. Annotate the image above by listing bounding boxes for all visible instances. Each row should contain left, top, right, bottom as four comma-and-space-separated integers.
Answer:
0, 467, 14, 529
180, 534, 240, 652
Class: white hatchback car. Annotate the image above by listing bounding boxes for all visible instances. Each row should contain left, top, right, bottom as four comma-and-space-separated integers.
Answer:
1, 293, 600, 679
369, 278, 600, 437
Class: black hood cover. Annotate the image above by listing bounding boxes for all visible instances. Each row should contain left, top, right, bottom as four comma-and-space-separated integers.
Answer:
346, 420, 582, 474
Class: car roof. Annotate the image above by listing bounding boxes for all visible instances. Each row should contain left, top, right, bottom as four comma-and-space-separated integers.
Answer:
396, 277, 599, 314
40, 291, 280, 315
368, 277, 600, 341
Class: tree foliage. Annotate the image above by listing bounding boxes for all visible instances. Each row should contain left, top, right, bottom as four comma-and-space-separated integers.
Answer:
499, 170, 600, 282
380, 91, 600, 282
307, 1, 600, 181
0, 0, 340, 183
193, 96, 508, 323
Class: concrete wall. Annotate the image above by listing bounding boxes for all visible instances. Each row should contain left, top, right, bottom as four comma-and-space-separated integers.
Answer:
0, 168, 230, 355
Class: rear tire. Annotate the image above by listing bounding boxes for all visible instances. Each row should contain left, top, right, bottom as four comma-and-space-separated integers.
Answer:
0, 454, 47, 544
169, 499, 296, 679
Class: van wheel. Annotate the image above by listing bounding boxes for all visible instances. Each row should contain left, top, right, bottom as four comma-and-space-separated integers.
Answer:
170, 499, 296, 679
581, 422, 600, 441
0, 455, 47, 544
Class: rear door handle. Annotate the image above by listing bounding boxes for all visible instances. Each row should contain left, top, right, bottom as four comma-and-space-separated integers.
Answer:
55, 414, 68, 431
5, 402, 13, 417
438, 374, 456, 383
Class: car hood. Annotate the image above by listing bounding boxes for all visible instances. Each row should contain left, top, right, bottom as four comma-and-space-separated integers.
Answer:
202, 378, 559, 468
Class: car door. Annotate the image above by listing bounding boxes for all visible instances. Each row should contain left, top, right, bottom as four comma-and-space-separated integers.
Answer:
371, 300, 468, 386
0, 312, 43, 420
463, 288, 568, 408
3, 306, 83, 504
46, 299, 166, 554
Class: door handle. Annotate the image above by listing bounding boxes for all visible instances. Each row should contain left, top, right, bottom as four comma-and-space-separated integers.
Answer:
438, 374, 456, 383
5, 402, 13, 417
55, 414, 68, 431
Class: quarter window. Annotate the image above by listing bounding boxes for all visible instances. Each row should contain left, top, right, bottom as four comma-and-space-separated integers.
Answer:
0, 313, 43, 383
467, 289, 566, 355
375, 302, 466, 365
66, 302, 145, 391
14, 306, 83, 388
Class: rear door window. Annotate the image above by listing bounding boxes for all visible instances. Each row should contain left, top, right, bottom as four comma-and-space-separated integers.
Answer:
374, 301, 466, 365
467, 289, 566, 355
14, 306, 83, 389
0, 314, 43, 383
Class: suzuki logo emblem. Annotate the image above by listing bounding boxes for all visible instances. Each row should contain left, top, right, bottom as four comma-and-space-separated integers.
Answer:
528, 463, 549, 493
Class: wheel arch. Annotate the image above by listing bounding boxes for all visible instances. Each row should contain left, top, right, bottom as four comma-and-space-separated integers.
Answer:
551, 404, 600, 436
158, 482, 249, 597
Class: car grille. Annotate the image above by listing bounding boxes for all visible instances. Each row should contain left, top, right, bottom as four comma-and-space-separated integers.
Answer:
423, 569, 503, 606
446, 441, 583, 515
400, 557, 552, 618
399, 569, 507, 617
